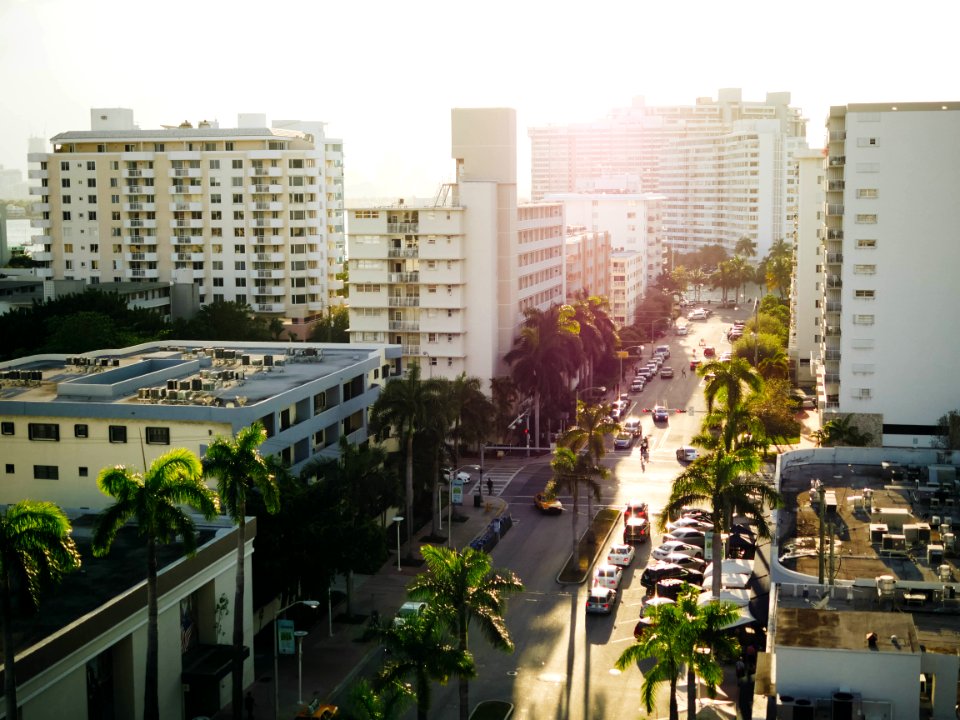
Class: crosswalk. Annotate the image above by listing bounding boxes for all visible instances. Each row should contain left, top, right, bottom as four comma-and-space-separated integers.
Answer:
467, 460, 525, 497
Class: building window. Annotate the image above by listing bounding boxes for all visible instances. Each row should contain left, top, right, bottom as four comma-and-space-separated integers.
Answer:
225, 142, 234, 151
33, 465, 59, 480
856, 188, 879, 199
210, 159, 220, 169
853, 264, 876, 274
79, 467, 88, 477
109, 425, 127, 443
145, 427, 170, 445
854, 290, 875, 300
855, 214, 877, 224
232, 160, 243, 169
28, 423, 60, 441
853, 314, 875, 325
0, 421, 13, 436
4, 464, 12, 474
74, 424, 88, 438
856, 239, 877, 249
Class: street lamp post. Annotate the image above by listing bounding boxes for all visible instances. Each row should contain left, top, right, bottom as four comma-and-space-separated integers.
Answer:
576, 385, 606, 406
273, 599, 319, 720
294, 630, 309, 705
393, 516, 404, 571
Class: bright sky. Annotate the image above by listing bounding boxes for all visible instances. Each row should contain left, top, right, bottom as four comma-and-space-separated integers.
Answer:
1, 0, 955, 201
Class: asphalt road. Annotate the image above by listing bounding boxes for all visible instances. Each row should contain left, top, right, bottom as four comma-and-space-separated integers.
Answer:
418, 306, 761, 719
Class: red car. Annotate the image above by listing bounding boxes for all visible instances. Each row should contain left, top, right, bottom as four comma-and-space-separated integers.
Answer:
624, 501, 649, 521
690, 359, 702, 371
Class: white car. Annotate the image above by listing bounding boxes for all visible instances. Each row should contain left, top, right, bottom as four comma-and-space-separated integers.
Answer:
676, 446, 698, 463
659, 552, 708, 572
593, 563, 624, 590
666, 516, 714, 533
652, 541, 704, 561
675, 325, 689, 336
666, 527, 707, 547
442, 468, 471, 482
393, 601, 428, 627
607, 543, 637, 567
687, 308, 708, 320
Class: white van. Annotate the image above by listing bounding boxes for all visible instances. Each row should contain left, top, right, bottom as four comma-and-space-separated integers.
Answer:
623, 416, 642, 436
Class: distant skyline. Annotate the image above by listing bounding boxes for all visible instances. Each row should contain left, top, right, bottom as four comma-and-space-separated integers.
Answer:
1, 0, 955, 200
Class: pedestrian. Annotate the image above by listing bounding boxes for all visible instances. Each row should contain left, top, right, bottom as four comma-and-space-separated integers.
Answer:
681, 367, 687, 377
735, 657, 746, 681
486, 477, 493, 496
244, 690, 255, 720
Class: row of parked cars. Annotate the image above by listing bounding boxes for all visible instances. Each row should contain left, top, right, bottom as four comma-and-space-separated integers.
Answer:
585, 501, 649, 614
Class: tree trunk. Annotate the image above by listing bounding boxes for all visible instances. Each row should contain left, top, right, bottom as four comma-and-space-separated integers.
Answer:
458, 608, 469, 720
669, 675, 679, 720
3, 572, 18, 720
231, 511, 247, 720
405, 433, 415, 560
571, 484, 580, 559
533, 390, 541, 453
711, 528, 724, 597
144, 538, 160, 720
686, 665, 697, 720
431, 452, 440, 538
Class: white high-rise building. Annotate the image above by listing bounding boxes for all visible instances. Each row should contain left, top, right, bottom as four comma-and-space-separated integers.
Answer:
789, 148, 825, 387
348, 108, 564, 382
530, 90, 808, 259
815, 101, 960, 445
27, 109, 344, 338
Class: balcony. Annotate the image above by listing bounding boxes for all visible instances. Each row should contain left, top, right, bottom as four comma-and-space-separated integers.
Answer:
169, 201, 202, 212
253, 218, 284, 228
125, 218, 158, 229
253, 286, 286, 297
29, 186, 46, 196
826, 229, 844, 240
389, 296, 420, 307
124, 202, 156, 212
387, 223, 419, 234
826, 204, 844, 216
828, 156, 846, 167
825, 301, 842, 312
252, 303, 285, 313
388, 271, 420, 283
31, 203, 50, 213
388, 248, 419, 258
247, 166, 282, 177
31, 251, 52, 262
125, 252, 158, 262
125, 268, 160, 279
829, 131, 847, 142
170, 218, 204, 229
250, 201, 283, 212
307, 300, 325, 311
825, 253, 843, 264
255, 252, 285, 262
827, 180, 845, 191
171, 252, 204, 262
171, 235, 202, 244
401, 344, 421, 356
170, 168, 201, 178
248, 184, 283, 194
255, 269, 285, 279
28, 169, 47, 180
123, 168, 155, 179
124, 185, 144, 195
389, 321, 420, 332
826, 276, 842, 288
124, 235, 157, 245
824, 326, 842, 337
170, 184, 203, 195
31, 219, 51, 229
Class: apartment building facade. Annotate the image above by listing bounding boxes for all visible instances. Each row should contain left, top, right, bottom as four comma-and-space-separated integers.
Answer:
817, 102, 960, 446
347, 108, 564, 382
530, 90, 808, 259
27, 109, 344, 338
789, 148, 825, 387
564, 228, 611, 302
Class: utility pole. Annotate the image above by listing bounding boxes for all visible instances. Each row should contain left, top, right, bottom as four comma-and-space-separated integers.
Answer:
828, 521, 836, 585
816, 480, 826, 585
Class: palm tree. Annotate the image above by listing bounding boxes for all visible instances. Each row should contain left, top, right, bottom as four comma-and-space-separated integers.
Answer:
0, 501, 81, 720
505, 305, 582, 446
616, 585, 741, 720
699, 357, 763, 414
661, 449, 782, 595
93, 449, 219, 720
734, 235, 758, 259
765, 254, 793, 299
490, 376, 519, 442
549, 446, 603, 557
725, 255, 752, 302
347, 677, 414, 720
202, 422, 280, 719
688, 268, 709, 302
758, 349, 791, 380
422, 379, 456, 537
407, 545, 523, 720
370, 362, 439, 558
558, 401, 617, 529
571, 293, 618, 389
377, 610, 474, 720
445, 374, 494, 466
814, 414, 874, 447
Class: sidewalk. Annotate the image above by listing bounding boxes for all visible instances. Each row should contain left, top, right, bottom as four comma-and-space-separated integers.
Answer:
213, 479, 511, 720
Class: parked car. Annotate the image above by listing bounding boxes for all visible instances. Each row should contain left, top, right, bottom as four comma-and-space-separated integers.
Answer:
623, 516, 649, 544
665, 527, 707, 547
676, 446, 698, 463
640, 562, 704, 590
623, 416, 642, 436
533, 492, 563, 514
607, 543, 637, 567
654, 345, 671, 359
614, 432, 633, 450
679, 507, 713, 524
652, 540, 704, 561
585, 586, 618, 614
687, 308, 708, 320
593, 563, 624, 590
791, 390, 817, 409
666, 516, 714, 533
442, 468, 471, 482
652, 406, 670, 423
675, 325, 689, 336
660, 367, 674, 379
690, 358, 702, 371
659, 552, 708, 572
703, 346, 716, 358
630, 379, 645, 392
393, 601, 428, 627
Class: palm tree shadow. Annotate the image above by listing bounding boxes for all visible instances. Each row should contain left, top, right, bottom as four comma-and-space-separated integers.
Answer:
557, 587, 579, 720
